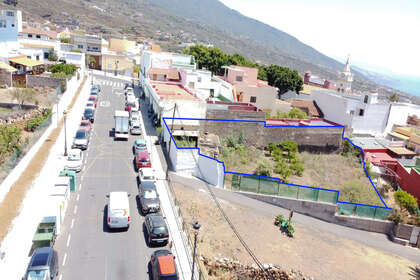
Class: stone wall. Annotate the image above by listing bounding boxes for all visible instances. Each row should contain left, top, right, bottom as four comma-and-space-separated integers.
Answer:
26, 75, 65, 90
0, 70, 12, 87
206, 109, 266, 121
199, 119, 343, 151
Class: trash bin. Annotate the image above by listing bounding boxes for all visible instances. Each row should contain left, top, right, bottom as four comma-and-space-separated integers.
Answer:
59, 170, 76, 192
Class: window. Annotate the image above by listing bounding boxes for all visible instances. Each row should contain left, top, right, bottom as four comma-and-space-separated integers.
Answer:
250, 96, 257, 103
77, 44, 83, 49
0, 20, 6, 28
36, 55, 40, 61
27, 56, 31, 59
210, 89, 214, 98
6, 11, 14, 17
197, 77, 202, 83
364, 95, 368, 104
349, 110, 354, 116
11, 24, 15, 27
236, 75, 243, 82
359, 109, 364, 116
36, 35, 41, 39
28, 34, 33, 38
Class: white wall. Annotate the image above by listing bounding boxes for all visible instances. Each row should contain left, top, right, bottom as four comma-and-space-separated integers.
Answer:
385, 103, 420, 134
195, 156, 224, 187
310, 90, 353, 127
352, 103, 390, 135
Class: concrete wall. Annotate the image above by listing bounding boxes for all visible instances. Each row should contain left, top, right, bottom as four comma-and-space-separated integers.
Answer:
26, 75, 65, 89
351, 103, 390, 135
206, 109, 266, 121
195, 155, 224, 187
199, 119, 343, 151
239, 191, 396, 234
237, 85, 278, 112
0, 69, 12, 87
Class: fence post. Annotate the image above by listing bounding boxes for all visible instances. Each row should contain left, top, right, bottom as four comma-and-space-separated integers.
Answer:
296, 186, 300, 199
257, 177, 261, 193
315, 189, 320, 202
238, 175, 241, 191
277, 181, 280, 195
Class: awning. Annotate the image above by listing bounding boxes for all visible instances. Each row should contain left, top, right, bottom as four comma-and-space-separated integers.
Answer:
9, 57, 44, 67
388, 147, 416, 156
389, 131, 410, 141
0, 61, 17, 72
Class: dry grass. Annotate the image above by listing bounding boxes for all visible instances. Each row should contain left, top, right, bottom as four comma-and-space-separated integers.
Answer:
0, 76, 86, 243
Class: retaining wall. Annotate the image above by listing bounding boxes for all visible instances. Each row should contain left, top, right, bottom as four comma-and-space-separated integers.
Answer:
27, 75, 65, 89
0, 70, 12, 87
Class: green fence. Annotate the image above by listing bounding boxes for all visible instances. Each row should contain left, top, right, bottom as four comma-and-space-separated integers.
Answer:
229, 173, 338, 205
337, 204, 392, 220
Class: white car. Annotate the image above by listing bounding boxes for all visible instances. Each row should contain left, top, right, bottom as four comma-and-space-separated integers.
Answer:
130, 111, 140, 124
126, 90, 135, 100
86, 101, 96, 111
138, 168, 156, 184
64, 148, 83, 172
130, 121, 142, 135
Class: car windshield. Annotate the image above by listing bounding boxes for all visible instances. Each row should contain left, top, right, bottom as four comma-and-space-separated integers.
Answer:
140, 158, 149, 163
143, 189, 157, 199
133, 126, 140, 129
152, 226, 167, 235
80, 122, 88, 127
87, 103, 94, 107
75, 131, 86, 139
27, 269, 48, 280
68, 153, 81, 161
89, 97, 96, 101
143, 175, 155, 180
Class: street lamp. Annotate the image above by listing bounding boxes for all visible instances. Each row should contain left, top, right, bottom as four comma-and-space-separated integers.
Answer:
115, 60, 119, 76
191, 221, 201, 280
63, 110, 68, 157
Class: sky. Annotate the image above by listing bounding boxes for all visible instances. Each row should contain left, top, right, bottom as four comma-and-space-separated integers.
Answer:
218, 0, 420, 78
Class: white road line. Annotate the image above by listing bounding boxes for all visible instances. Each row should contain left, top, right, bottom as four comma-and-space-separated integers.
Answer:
62, 253, 67, 266
73, 205, 78, 214
58, 274, 62, 280
86, 152, 89, 158
79, 183, 83, 191
76, 194, 80, 201
66, 234, 71, 247
71, 218, 75, 229
81, 176, 84, 182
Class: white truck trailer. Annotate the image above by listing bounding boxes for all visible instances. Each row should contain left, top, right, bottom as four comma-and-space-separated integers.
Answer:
114, 110, 129, 140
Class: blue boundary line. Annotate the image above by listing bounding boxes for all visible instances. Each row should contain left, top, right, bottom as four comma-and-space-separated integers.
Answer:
162, 117, 391, 210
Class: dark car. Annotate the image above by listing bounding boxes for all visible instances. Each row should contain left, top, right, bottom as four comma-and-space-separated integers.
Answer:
72, 129, 89, 150
23, 247, 59, 280
145, 213, 169, 245
88, 96, 98, 107
138, 181, 160, 214
150, 250, 178, 280
83, 108, 95, 123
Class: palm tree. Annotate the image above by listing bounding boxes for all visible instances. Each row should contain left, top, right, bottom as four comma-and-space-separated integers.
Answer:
389, 93, 399, 102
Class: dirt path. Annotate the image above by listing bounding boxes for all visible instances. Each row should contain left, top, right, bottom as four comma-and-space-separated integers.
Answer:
173, 182, 417, 280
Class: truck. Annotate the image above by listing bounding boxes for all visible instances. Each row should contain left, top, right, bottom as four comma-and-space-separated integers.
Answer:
114, 110, 129, 140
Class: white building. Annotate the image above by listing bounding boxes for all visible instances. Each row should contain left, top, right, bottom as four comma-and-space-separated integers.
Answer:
336, 56, 354, 93
0, 9, 22, 50
385, 103, 420, 134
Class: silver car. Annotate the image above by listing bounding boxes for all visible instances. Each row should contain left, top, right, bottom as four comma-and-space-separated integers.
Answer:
64, 149, 83, 172
130, 121, 142, 135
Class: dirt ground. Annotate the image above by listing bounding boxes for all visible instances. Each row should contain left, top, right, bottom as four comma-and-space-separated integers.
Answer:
0, 87, 57, 108
173, 182, 417, 280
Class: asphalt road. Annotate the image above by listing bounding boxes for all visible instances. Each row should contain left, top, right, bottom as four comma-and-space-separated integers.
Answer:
54, 75, 167, 280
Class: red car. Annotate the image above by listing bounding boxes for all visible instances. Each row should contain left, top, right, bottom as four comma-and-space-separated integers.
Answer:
125, 104, 132, 112
88, 96, 98, 108
79, 119, 92, 132
135, 151, 151, 170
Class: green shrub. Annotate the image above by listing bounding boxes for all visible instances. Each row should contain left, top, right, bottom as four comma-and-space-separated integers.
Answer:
60, 38, 70, 43
394, 190, 418, 214
254, 162, 271, 177
50, 63, 77, 76
340, 180, 382, 205
70, 49, 82, 53
0, 125, 22, 163
388, 209, 403, 224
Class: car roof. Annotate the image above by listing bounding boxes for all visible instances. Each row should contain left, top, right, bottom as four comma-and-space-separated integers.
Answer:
69, 148, 81, 155
135, 139, 146, 145
81, 119, 90, 123
137, 151, 150, 157
29, 247, 53, 269
109, 192, 129, 209
141, 181, 156, 189
158, 255, 176, 275
141, 168, 154, 176
148, 214, 166, 227
89, 96, 97, 99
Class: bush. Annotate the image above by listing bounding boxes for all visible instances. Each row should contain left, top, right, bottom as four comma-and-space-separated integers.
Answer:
0, 125, 22, 163
70, 49, 82, 53
254, 162, 271, 177
388, 209, 403, 224
50, 63, 77, 76
340, 180, 381, 205
394, 190, 418, 214
60, 38, 70, 43
25, 109, 51, 132
341, 140, 361, 158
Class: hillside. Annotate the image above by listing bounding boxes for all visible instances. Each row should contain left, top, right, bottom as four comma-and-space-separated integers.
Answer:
1, 0, 415, 99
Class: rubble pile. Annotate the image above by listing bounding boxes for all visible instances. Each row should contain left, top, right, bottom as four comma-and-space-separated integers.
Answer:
202, 257, 314, 280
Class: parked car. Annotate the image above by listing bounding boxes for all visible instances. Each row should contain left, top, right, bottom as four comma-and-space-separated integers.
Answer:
83, 108, 95, 123
85, 101, 96, 112
23, 247, 59, 280
91, 84, 101, 92
90, 88, 99, 96
88, 96, 98, 107
138, 168, 156, 184
130, 111, 140, 125
107, 192, 130, 229
79, 119, 92, 133
145, 213, 169, 245
135, 151, 151, 170
130, 121, 142, 135
133, 139, 147, 153
150, 250, 178, 280
72, 129, 89, 150
139, 181, 160, 214
64, 148, 83, 172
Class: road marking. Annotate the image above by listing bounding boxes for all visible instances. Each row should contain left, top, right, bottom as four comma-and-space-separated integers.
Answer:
71, 218, 75, 229
59, 274, 62, 280
66, 234, 71, 247
79, 183, 82, 190
62, 253, 67, 266
74, 205, 78, 214
81, 176, 84, 182
86, 152, 89, 158
76, 194, 80, 201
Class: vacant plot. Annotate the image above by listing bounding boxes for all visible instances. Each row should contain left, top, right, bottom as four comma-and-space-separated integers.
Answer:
173, 181, 415, 280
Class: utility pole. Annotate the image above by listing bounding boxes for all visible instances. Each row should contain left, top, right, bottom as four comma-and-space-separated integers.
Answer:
165, 103, 177, 180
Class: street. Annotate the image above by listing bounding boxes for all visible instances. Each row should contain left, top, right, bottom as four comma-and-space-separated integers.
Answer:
54, 75, 168, 280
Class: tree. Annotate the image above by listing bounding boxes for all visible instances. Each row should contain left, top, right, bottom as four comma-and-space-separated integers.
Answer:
287, 107, 308, 119
11, 87, 36, 109
389, 93, 399, 102
50, 63, 77, 75
60, 38, 70, 44
48, 48, 58, 61
264, 65, 303, 94
394, 190, 418, 214
134, 65, 140, 74
254, 162, 271, 177
267, 142, 277, 155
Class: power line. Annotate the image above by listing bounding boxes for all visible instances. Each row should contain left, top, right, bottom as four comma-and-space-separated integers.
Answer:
170, 108, 274, 280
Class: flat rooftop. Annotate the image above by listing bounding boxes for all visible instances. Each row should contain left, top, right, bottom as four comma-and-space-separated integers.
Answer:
151, 82, 197, 101
351, 137, 393, 150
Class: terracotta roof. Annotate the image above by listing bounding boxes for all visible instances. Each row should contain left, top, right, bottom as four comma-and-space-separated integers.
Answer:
148, 68, 180, 81
289, 99, 322, 117
388, 147, 416, 156
20, 27, 49, 36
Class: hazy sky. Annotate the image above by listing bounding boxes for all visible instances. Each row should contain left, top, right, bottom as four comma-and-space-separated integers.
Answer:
219, 0, 420, 77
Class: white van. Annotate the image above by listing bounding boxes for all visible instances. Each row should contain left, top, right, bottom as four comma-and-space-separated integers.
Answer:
107, 192, 130, 229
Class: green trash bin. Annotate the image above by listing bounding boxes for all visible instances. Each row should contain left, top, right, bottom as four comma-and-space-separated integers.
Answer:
59, 170, 77, 192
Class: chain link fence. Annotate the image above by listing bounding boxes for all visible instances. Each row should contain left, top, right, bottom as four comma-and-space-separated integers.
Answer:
228, 173, 338, 204
337, 203, 392, 219
0, 115, 52, 185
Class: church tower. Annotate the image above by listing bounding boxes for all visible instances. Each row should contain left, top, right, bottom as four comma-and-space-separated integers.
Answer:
337, 55, 353, 93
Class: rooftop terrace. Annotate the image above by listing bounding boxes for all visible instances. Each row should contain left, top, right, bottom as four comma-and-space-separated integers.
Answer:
151, 82, 197, 101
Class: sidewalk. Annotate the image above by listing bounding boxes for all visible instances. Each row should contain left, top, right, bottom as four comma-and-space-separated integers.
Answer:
0, 74, 92, 279
137, 100, 193, 279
